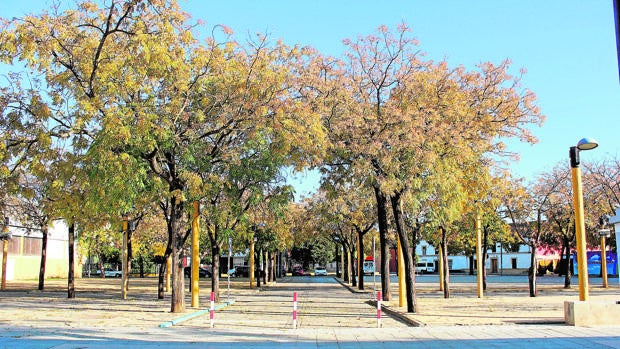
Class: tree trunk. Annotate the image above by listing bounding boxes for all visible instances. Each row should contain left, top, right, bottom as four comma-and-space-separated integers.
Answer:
212, 244, 221, 302
528, 243, 537, 297
256, 249, 261, 287
391, 193, 416, 313
562, 235, 572, 288
440, 227, 450, 299
267, 251, 271, 282
335, 242, 340, 277
127, 230, 133, 290
98, 257, 104, 278
343, 244, 350, 283
139, 256, 145, 278
38, 226, 48, 291
158, 258, 167, 299
351, 243, 357, 287
374, 186, 391, 302
158, 240, 173, 299
468, 255, 474, 275
67, 220, 75, 299
262, 250, 267, 285
357, 230, 365, 290
271, 251, 278, 282
169, 199, 185, 313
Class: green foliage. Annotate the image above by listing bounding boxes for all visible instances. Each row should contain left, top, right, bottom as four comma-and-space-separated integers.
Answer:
310, 236, 336, 267
290, 236, 335, 269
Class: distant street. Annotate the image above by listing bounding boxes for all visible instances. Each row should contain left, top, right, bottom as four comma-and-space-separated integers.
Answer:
364, 273, 620, 285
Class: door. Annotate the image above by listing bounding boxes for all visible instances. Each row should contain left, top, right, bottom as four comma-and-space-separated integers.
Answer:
491, 258, 498, 274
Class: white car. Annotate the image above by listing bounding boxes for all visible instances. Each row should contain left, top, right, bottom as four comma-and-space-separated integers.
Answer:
363, 261, 375, 275
104, 268, 122, 277
314, 266, 328, 276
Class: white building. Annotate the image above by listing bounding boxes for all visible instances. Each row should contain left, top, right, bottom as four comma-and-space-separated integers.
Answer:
415, 240, 533, 274
1, 219, 71, 281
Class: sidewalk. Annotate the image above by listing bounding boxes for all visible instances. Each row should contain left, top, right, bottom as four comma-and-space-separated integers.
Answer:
180, 277, 406, 329
341, 275, 620, 326
0, 276, 619, 348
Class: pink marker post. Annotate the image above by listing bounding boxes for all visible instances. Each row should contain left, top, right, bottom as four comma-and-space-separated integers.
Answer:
210, 291, 215, 328
293, 292, 298, 329
377, 291, 382, 328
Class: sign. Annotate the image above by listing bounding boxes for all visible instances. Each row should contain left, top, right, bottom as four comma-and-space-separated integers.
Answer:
573, 251, 618, 275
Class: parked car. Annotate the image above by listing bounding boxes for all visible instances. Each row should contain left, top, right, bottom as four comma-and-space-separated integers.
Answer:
314, 266, 327, 276
94, 268, 122, 278
292, 266, 305, 276
415, 259, 435, 274
229, 265, 250, 277
184, 266, 212, 278
362, 260, 375, 275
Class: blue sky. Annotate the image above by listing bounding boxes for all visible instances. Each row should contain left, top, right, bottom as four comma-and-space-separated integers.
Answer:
2, 1, 619, 199
183, 1, 620, 198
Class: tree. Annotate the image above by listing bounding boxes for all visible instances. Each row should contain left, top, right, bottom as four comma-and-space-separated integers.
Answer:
2, 1, 325, 312
585, 155, 620, 213
310, 236, 335, 267
321, 24, 543, 311
536, 164, 576, 288
5, 175, 53, 290
584, 155, 619, 255
320, 180, 376, 289
503, 171, 566, 297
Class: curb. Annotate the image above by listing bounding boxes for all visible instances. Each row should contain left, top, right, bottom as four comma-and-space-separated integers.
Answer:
333, 276, 372, 294
159, 300, 236, 328
365, 300, 426, 327
335, 277, 426, 327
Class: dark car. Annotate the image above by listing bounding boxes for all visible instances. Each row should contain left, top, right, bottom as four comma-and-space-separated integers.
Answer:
292, 266, 305, 276
184, 266, 212, 278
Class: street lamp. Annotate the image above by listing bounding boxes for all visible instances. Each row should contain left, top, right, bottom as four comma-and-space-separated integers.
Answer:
121, 213, 129, 300
228, 237, 232, 302
597, 227, 611, 288
1, 217, 11, 291
570, 137, 598, 301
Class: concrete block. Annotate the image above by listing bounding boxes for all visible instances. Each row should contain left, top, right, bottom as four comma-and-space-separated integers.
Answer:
564, 300, 620, 326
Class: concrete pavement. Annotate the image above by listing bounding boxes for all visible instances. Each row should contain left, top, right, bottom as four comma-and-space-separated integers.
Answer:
2, 322, 620, 348
0, 276, 619, 348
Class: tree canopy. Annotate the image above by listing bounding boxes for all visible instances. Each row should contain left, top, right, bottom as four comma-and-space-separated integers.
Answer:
1, 1, 564, 314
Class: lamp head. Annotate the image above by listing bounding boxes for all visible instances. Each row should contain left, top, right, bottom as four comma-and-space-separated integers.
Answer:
576, 137, 599, 151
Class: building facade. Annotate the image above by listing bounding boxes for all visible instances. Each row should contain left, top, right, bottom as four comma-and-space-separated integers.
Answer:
1, 219, 71, 281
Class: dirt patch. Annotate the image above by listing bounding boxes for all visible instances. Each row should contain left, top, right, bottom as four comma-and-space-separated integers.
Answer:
382, 282, 619, 326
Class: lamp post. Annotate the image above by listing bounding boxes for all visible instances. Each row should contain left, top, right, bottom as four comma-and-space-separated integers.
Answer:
121, 214, 129, 299
597, 228, 610, 288
1, 217, 11, 290
249, 231, 256, 288
570, 137, 598, 301
191, 202, 200, 308
228, 237, 232, 302
476, 215, 483, 299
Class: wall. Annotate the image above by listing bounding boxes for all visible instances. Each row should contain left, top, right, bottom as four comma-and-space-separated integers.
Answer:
0, 219, 71, 281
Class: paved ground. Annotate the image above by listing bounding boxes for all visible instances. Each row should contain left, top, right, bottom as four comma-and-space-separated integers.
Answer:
0, 275, 619, 348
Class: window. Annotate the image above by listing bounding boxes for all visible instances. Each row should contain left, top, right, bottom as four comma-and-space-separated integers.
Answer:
7, 236, 42, 256
421, 246, 427, 256
511, 258, 517, 269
